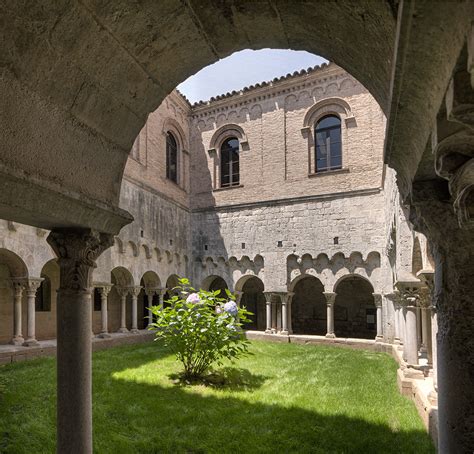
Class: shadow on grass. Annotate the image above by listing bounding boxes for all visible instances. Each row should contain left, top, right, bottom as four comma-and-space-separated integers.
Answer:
168, 367, 268, 390
0, 342, 435, 454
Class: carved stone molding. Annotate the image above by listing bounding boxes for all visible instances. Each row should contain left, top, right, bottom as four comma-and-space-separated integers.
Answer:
97, 285, 112, 297
128, 286, 142, 297
47, 229, 114, 292
25, 278, 43, 297
372, 293, 383, 308
323, 291, 336, 306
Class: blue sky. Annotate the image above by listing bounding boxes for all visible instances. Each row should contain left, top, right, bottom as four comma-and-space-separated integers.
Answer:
177, 49, 327, 104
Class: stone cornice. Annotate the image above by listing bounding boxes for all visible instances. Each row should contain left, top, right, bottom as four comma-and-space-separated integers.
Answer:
190, 63, 350, 117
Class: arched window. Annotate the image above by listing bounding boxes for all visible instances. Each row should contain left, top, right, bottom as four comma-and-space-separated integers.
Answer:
220, 137, 240, 187
315, 115, 342, 172
35, 274, 51, 312
166, 132, 178, 183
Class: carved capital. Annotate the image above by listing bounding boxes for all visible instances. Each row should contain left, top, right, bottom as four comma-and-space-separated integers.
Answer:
116, 286, 130, 298
97, 285, 112, 297
25, 278, 43, 297
47, 229, 114, 292
144, 286, 158, 297
417, 287, 432, 309
263, 292, 273, 303
323, 292, 336, 306
128, 286, 142, 297
372, 293, 382, 308
10, 279, 25, 296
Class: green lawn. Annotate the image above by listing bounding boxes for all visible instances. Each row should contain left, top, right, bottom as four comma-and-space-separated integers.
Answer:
0, 340, 434, 454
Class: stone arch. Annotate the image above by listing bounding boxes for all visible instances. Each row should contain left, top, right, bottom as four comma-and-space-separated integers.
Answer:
111, 267, 134, 287
201, 275, 228, 294
208, 123, 248, 152
238, 276, 265, 331
290, 275, 326, 335
333, 274, 375, 339
302, 97, 353, 128
139, 271, 161, 329
162, 117, 188, 152
0, 248, 29, 279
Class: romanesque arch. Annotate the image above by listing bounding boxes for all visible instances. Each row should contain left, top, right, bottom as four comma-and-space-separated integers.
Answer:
236, 275, 265, 331
290, 275, 326, 336
333, 274, 375, 339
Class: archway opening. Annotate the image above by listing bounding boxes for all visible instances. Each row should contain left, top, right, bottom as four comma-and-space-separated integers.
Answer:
291, 276, 326, 335
334, 276, 375, 339
239, 276, 265, 331
110, 267, 134, 333
36, 259, 59, 340
140, 271, 161, 329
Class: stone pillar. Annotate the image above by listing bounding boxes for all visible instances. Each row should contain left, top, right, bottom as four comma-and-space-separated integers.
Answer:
10, 280, 25, 345
430, 306, 438, 395
280, 293, 289, 335
386, 292, 400, 344
264, 292, 272, 333
416, 305, 423, 351
271, 300, 277, 333
158, 288, 166, 310
116, 287, 129, 333
129, 286, 141, 333
398, 293, 406, 346
418, 288, 432, 360
144, 288, 156, 327
323, 292, 336, 338
286, 292, 294, 335
373, 293, 383, 342
97, 285, 112, 338
397, 286, 421, 366
23, 278, 43, 346
47, 229, 113, 454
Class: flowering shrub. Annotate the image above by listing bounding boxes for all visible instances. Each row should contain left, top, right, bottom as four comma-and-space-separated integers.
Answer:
149, 278, 252, 379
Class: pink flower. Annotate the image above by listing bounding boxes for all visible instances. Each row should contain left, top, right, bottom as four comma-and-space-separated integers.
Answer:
186, 293, 201, 304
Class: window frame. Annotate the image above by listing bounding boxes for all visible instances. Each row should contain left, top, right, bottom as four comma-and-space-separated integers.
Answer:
314, 114, 342, 173
219, 136, 240, 188
166, 131, 179, 184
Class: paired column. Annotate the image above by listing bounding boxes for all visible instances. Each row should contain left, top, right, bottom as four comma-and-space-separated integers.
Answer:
144, 287, 156, 327
10, 280, 25, 345
158, 288, 166, 310
373, 293, 383, 342
385, 292, 400, 344
323, 292, 336, 338
23, 279, 43, 346
277, 292, 293, 335
97, 285, 112, 338
129, 286, 141, 334
116, 287, 129, 333
47, 228, 113, 454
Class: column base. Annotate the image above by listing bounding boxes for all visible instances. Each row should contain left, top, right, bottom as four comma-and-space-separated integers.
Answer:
394, 337, 401, 345
428, 389, 438, 405
279, 330, 289, 335
10, 336, 24, 346
375, 335, 384, 343
117, 327, 129, 333
22, 338, 39, 347
325, 333, 336, 339
97, 332, 111, 339
264, 329, 272, 334
130, 328, 139, 334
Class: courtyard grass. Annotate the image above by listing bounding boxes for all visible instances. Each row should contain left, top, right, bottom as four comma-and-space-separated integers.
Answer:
0, 340, 433, 454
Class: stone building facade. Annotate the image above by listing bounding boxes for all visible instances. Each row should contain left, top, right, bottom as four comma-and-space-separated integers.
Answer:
0, 63, 436, 391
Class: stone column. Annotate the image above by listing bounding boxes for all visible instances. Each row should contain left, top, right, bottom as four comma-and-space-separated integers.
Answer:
97, 285, 112, 338
144, 287, 156, 327
373, 293, 383, 342
47, 229, 113, 454
286, 292, 294, 335
10, 279, 25, 345
129, 286, 141, 334
158, 288, 167, 310
398, 287, 420, 366
398, 293, 406, 347
323, 292, 336, 338
279, 293, 289, 335
23, 278, 43, 346
271, 300, 277, 333
116, 287, 129, 333
419, 289, 432, 360
264, 292, 272, 333
430, 305, 438, 396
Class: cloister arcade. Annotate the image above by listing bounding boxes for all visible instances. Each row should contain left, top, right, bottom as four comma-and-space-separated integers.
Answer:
1, 2, 473, 453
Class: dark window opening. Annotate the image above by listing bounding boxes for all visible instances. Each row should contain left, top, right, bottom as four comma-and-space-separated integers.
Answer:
93, 288, 101, 312
334, 236, 339, 245
277, 241, 283, 248
204, 244, 208, 251
166, 131, 178, 183
220, 137, 240, 188
241, 243, 245, 249
35, 274, 52, 312
315, 115, 342, 172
